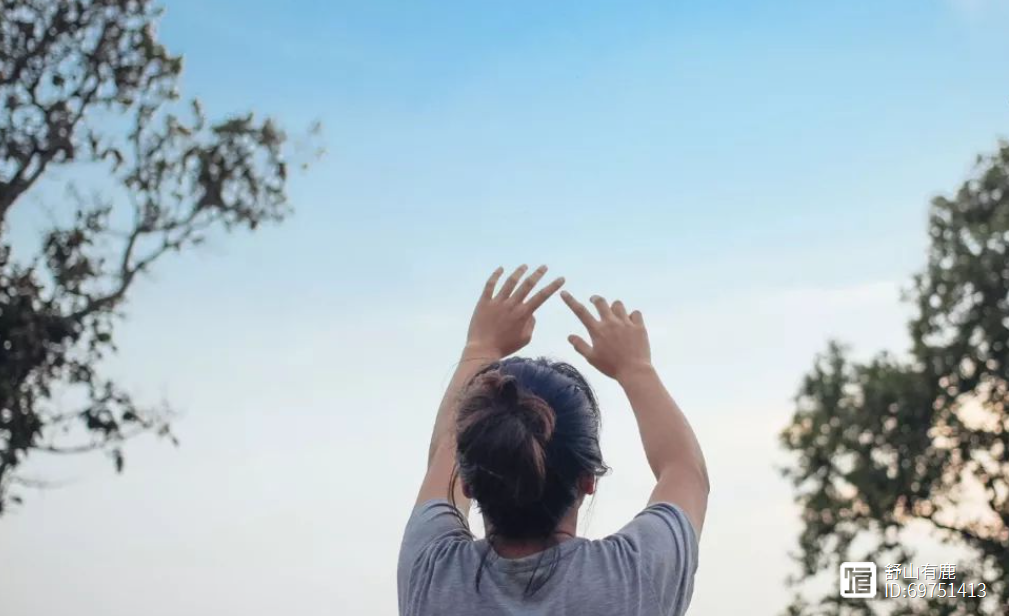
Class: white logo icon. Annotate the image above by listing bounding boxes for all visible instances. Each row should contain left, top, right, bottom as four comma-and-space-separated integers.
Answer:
839, 562, 877, 598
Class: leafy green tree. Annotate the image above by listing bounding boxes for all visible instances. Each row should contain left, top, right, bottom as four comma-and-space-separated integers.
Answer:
781, 143, 1009, 615
0, 0, 312, 514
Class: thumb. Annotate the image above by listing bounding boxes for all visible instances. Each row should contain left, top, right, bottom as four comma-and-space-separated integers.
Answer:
521, 316, 536, 340
567, 334, 593, 359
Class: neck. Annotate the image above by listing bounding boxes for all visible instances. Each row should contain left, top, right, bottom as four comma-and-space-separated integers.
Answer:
487, 508, 580, 559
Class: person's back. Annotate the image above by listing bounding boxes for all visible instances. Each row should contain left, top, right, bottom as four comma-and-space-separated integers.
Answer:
399, 500, 697, 616
401, 266, 709, 616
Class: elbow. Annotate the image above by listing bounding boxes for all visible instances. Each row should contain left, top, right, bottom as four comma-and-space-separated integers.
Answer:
699, 461, 711, 495
658, 457, 709, 494
687, 457, 710, 495
691, 447, 711, 494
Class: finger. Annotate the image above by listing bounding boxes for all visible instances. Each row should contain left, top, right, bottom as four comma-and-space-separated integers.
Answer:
561, 291, 598, 330
590, 295, 612, 320
512, 265, 548, 302
495, 264, 528, 300
630, 310, 645, 326
568, 334, 593, 359
611, 300, 629, 319
482, 267, 505, 299
524, 276, 565, 312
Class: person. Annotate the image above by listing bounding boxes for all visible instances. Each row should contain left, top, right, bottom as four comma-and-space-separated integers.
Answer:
399, 265, 709, 616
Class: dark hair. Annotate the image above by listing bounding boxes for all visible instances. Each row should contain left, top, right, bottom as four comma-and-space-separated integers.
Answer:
451, 357, 609, 593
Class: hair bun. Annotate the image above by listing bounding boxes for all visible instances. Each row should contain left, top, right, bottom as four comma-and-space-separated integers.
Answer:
493, 376, 555, 446
457, 372, 557, 506
498, 377, 520, 406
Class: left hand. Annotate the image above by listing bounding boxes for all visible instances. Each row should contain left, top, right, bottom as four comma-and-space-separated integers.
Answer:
465, 264, 565, 357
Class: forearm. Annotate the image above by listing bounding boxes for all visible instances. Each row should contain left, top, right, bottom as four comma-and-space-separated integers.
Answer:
426, 344, 503, 466
618, 365, 709, 489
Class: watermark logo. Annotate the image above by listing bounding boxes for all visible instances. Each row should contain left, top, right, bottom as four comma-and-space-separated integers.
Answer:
840, 562, 877, 598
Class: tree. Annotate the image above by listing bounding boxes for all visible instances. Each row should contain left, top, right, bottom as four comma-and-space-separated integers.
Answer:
0, 0, 312, 514
780, 143, 1009, 615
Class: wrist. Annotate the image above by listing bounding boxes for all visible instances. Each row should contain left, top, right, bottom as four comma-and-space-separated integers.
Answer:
461, 342, 504, 362
615, 362, 657, 387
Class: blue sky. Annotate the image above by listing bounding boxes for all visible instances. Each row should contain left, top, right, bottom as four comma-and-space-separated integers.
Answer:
147, 0, 1008, 296
2, 1, 1009, 615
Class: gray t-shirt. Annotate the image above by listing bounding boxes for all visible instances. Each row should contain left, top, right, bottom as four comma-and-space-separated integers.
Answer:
397, 499, 699, 616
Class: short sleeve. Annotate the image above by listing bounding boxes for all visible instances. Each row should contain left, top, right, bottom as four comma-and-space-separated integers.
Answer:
613, 502, 700, 616
397, 499, 471, 609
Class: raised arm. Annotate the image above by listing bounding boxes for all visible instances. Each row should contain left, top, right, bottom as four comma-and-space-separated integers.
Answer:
562, 291, 710, 534
416, 265, 565, 515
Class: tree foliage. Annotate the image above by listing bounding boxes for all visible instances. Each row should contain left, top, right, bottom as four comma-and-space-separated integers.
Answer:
781, 143, 1009, 615
0, 0, 306, 514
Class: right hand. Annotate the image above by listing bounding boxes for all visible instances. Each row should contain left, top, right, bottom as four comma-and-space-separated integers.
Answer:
561, 291, 653, 382
464, 264, 565, 358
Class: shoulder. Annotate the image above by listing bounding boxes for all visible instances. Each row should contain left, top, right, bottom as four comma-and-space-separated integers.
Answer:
398, 499, 475, 578
397, 500, 484, 614
597, 503, 698, 556
400, 499, 473, 560
404, 499, 470, 537
589, 503, 700, 615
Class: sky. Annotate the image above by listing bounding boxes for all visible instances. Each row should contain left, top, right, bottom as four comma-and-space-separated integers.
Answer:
2, 0, 1009, 614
